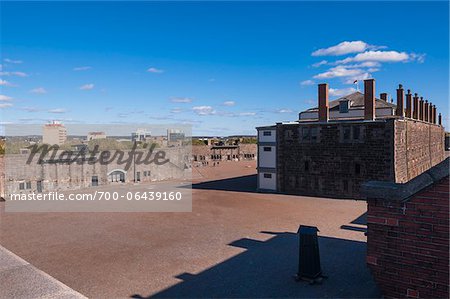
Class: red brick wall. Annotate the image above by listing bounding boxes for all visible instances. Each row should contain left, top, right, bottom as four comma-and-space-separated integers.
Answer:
394, 120, 445, 183
367, 177, 449, 299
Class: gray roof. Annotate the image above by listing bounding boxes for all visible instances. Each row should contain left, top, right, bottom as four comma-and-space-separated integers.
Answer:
304, 91, 396, 112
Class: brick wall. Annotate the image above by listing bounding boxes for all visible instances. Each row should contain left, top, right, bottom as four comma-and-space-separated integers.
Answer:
366, 176, 449, 299
394, 119, 445, 183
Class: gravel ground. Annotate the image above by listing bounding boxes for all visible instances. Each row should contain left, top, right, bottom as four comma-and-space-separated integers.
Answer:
0, 161, 379, 298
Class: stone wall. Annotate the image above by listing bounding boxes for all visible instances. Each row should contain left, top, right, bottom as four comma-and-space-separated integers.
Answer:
364, 160, 449, 299
394, 119, 445, 183
277, 119, 395, 198
192, 144, 256, 166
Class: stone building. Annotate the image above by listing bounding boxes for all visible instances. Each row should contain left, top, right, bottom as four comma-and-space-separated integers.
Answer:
0, 147, 190, 199
257, 79, 445, 198
192, 143, 256, 166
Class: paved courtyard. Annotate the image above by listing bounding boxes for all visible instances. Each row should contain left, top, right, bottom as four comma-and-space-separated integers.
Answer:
0, 161, 379, 298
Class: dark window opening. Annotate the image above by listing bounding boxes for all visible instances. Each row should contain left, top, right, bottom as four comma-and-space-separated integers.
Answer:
339, 100, 350, 113
343, 179, 349, 192
304, 161, 310, 172
353, 126, 361, 140
19, 182, 25, 190
343, 126, 351, 140
263, 131, 272, 136
26, 181, 31, 189
92, 176, 99, 187
263, 147, 272, 152
263, 173, 272, 179
355, 163, 361, 175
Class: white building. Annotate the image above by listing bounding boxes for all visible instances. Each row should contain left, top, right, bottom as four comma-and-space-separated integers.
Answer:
256, 125, 277, 191
43, 121, 67, 146
87, 131, 107, 141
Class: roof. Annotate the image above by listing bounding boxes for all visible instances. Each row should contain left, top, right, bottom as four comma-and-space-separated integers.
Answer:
304, 91, 396, 113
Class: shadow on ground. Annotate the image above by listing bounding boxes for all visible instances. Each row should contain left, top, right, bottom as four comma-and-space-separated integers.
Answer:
191, 174, 258, 193
340, 212, 367, 233
131, 231, 379, 298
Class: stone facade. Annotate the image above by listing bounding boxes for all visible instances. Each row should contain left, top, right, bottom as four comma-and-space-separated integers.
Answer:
0, 147, 190, 199
363, 159, 449, 299
276, 118, 445, 199
192, 144, 256, 166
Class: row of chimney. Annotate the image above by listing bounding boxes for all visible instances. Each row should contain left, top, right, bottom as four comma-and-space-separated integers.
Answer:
318, 79, 442, 125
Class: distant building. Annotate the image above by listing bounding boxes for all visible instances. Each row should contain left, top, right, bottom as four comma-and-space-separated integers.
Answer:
131, 128, 147, 142
257, 79, 445, 198
167, 129, 185, 142
87, 131, 106, 141
43, 121, 67, 146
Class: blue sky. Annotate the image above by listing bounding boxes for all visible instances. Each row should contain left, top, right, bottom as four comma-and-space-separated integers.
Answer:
1, 1, 448, 136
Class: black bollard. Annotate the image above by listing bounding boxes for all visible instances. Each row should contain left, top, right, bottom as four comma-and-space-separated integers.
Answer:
295, 225, 326, 284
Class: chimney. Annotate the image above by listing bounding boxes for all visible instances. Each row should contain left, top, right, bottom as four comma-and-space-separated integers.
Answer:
413, 93, 419, 119
419, 97, 424, 120
364, 79, 375, 120
396, 84, 404, 117
405, 89, 412, 118
438, 113, 442, 126
318, 83, 329, 122
424, 100, 429, 122
432, 105, 437, 124
380, 93, 388, 101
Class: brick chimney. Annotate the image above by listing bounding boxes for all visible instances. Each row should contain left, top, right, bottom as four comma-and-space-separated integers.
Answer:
413, 93, 419, 119
438, 113, 442, 126
432, 105, 437, 124
380, 93, 388, 101
428, 103, 433, 124
405, 90, 412, 118
419, 97, 425, 120
364, 79, 375, 120
318, 83, 329, 122
424, 100, 429, 122
396, 84, 404, 117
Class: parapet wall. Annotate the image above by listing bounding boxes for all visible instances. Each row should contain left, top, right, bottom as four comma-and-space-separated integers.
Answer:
394, 119, 445, 183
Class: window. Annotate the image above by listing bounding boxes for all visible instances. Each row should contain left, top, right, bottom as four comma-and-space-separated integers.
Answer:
263, 147, 272, 152
355, 163, 361, 175
343, 179, 349, 192
19, 182, 25, 190
311, 127, 318, 142
263, 173, 272, 179
304, 161, 310, 172
26, 181, 31, 189
353, 126, 361, 140
92, 176, 98, 187
302, 127, 310, 141
339, 100, 349, 113
343, 126, 351, 140
263, 131, 272, 136
285, 129, 293, 140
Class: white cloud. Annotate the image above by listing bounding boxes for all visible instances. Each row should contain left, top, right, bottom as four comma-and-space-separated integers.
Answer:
193, 106, 216, 115
337, 50, 410, 64
170, 107, 183, 113
222, 101, 235, 106
312, 41, 376, 56
80, 83, 94, 90
342, 61, 381, 68
344, 73, 372, 84
312, 60, 328, 67
238, 112, 256, 116
73, 66, 92, 71
21, 107, 39, 112
300, 80, 315, 86
30, 87, 47, 94
329, 87, 357, 97
313, 66, 365, 79
48, 108, 68, 114
0, 71, 28, 77
276, 109, 294, 113
171, 97, 192, 103
0, 79, 14, 86
0, 95, 13, 101
4, 58, 23, 64
0, 103, 13, 108
147, 67, 164, 73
